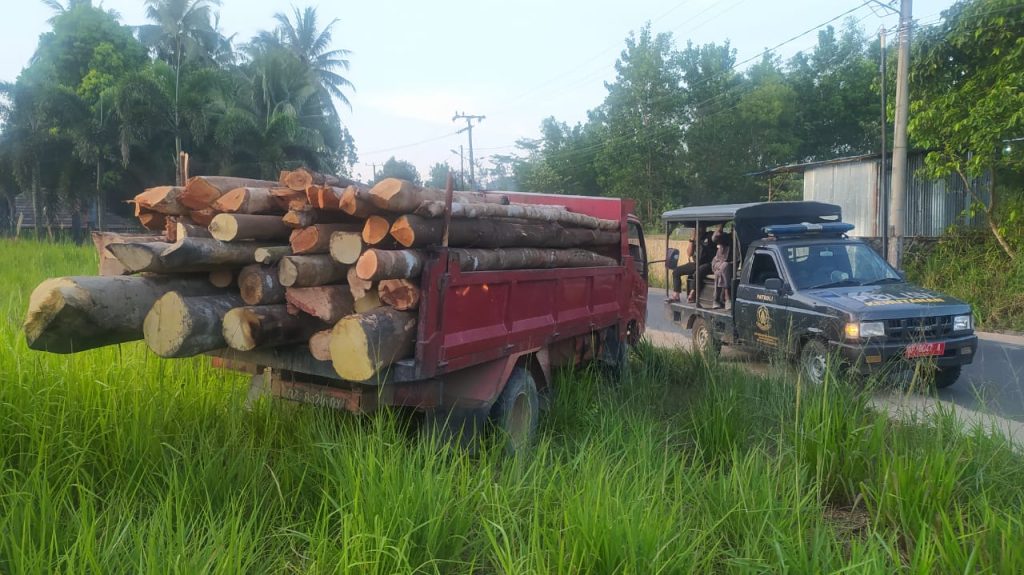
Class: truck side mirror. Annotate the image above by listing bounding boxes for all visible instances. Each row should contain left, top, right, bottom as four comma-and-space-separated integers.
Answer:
764, 277, 784, 293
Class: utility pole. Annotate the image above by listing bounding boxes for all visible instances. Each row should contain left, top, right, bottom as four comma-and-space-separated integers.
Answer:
888, 0, 912, 268
453, 112, 484, 190
364, 162, 379, 182
879, 27, 888, 258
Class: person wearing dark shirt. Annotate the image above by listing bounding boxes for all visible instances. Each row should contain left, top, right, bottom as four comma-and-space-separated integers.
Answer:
668, 227, 713, 302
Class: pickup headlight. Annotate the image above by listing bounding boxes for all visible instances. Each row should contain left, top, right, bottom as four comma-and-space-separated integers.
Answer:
845, 321, 885, 339
953, 314, 972, 332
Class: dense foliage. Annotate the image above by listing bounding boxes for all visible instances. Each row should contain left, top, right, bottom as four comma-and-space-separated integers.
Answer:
0, 0, 356, 232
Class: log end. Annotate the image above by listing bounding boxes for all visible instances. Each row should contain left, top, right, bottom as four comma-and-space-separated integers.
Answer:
354, 250, 378, 281
222, 307, 258, 351
278, 258, 299, 287
23, 278, 81, 352
329, 231, 363, 265
208, 214, 238, 242
330, 315, 375, 381
143, 292, 192, 358
388, 216, 415, 247
362, 216, 392, 245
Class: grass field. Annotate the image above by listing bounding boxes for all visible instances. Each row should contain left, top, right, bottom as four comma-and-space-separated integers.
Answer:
2, 238, 1024, 573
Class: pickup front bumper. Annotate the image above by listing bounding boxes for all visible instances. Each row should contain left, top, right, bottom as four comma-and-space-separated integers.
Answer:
833, 334, 978, 375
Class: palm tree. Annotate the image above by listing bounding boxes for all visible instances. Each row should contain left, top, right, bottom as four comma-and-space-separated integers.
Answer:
137, 0, 223, 181
269, 6, 354, 111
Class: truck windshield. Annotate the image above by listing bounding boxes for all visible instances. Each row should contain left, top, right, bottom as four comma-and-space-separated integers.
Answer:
780, 243, 902, 290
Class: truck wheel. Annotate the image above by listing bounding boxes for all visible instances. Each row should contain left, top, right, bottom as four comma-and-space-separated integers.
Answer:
799, 339, 835, 386
933, 366, 962, 389
490, 367, 539, 456
691, 318, 720, 359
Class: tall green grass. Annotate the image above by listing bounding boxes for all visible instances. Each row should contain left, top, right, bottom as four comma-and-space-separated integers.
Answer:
2, 238, 1023, 573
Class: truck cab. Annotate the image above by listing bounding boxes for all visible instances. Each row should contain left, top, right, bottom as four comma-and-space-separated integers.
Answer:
661, 201, 977, 387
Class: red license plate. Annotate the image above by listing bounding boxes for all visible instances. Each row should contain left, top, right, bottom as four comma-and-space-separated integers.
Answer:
905, 342, 945, 358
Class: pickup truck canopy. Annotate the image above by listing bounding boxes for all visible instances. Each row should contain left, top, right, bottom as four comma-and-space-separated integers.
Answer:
661, 200, 843, 260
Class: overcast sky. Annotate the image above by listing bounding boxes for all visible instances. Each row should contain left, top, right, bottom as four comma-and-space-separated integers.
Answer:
2, 0, 955, 181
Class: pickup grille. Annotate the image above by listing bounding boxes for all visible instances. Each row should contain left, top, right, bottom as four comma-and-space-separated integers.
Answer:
885, 316, 954, 342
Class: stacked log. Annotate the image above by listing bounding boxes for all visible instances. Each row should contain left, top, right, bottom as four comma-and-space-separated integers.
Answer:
24, 172, 621, 384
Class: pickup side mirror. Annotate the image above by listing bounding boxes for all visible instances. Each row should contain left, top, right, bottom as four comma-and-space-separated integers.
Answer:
764, 277, 785, 293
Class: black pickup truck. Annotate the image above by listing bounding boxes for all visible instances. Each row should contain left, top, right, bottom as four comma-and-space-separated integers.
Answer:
661, 201, 977, 387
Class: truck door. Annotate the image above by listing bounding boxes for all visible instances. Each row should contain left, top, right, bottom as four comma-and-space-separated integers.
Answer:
735, 250, 785, 352
626, 220, 648, 342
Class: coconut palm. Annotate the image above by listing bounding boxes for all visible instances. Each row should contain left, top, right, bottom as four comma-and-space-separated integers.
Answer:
267, 6, 354, 110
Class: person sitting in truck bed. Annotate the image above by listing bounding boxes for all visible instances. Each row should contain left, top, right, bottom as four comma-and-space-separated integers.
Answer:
668, 227, 714, 303
710, 224, 733, 310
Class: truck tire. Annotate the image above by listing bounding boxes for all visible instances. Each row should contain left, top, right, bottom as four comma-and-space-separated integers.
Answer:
691, 317, 720, 359
490, 367, 539, 456
933, 366, 961, 389
799, 339, 835, 386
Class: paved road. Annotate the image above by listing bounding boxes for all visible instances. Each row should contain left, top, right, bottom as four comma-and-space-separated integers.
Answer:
645, 288, 1024, 422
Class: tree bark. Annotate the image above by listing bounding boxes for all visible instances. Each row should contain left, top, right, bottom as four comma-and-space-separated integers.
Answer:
347, 266, 373, 300
450, 247, 617, 271
356, 249, 425, 281
222, 305, 325, 351
415, 200, 619, 230
308, 329, 333, 362
134, 186, 189, 215
106, 241, 175, 273
143, 292, 245, 357
282, 168, 359, 191
181, 176, 276, 210
329, 231, 364, 265
330, 307, 417, 381
209, 214, 292, 242
254, 246, 292, 265
378, 279, 421, 311
208, 269, 235, 288
289, 223, 362, 255
212, 187, 282, 214
338, 184, 381, 218
24, 275, 221, 353
278, 255, 347, 287
390, 214, 620, 248
282, 205, 356, 228
285, 285, 355, 323
238, 264, 285, 305
369, 178, 509, 213
159, 238, 284, 272
176, 221, 212, 240
271, 187, 307, 210
189, 209, 216, 227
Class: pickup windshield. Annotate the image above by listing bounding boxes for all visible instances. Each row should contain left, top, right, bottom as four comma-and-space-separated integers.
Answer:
780, 243, 902, 290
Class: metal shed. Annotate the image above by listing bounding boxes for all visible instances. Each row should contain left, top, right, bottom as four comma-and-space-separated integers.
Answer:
756, 152, 989, 238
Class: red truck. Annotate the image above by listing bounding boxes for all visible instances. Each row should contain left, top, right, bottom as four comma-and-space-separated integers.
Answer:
217, 192, 649, 450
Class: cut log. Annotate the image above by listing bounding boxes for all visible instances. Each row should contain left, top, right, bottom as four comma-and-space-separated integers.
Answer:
208, 269, 235, 288
238, 264, 285, 305
209, 214, 292, 242
282, 168, 359, 191
378, 279, 421, 311
181, 176, 276, 210
176, 221, 212, 240
222, 305, 325, 351
134, 186, 188, 215
354, 289, 382, 313
368, 178, 509, 213
138, 211, 167, 231
212, 187, 282, 214
189, 209, 216, 227
270, 187, 307, 210
24, 275, 220, 353
450, 247, 617, 271
144, 293, 245, 358
91, 232, 164, 276
329, 231, 363, 264
355, 249, 425, 281
414, 200, 620, 231
308, 329, 333, 362
362, 216, 393, 245
279, 255, 347, 287
254, 246, 292, 265
330, 307, 417, 381
282, 205, 355, 228
164, 216, 179, 242
285, 285, 355, 323
106, 241, 174, 273
338, 184, 380, 218
347, 267, 373, 300
389, 214, 620, 249
289, 223, 361, 255
160, 238, 284, 271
